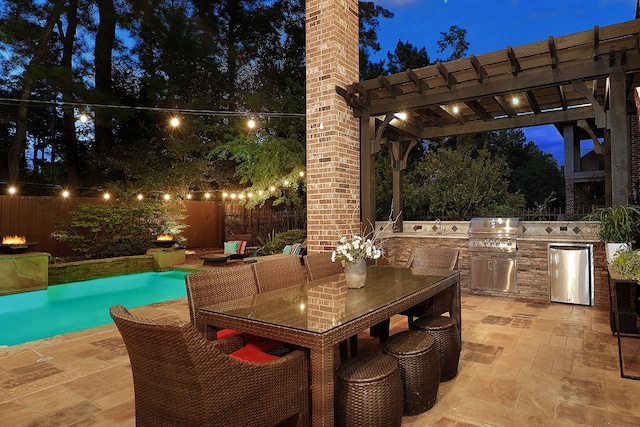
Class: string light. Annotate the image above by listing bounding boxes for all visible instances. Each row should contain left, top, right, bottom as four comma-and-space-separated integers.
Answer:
4, 168, 306, 202
0, 97, 305, 119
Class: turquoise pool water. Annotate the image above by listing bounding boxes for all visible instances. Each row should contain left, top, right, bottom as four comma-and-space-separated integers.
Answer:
0, 270, 188, 346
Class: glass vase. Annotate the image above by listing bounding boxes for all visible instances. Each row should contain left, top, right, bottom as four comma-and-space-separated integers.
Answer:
344, 258, 367, 288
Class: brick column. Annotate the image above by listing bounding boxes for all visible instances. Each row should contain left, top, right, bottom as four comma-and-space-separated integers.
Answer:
306, 0, 360, 253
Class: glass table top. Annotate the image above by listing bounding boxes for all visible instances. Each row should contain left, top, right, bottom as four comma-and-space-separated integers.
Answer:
201, 265, 455, 333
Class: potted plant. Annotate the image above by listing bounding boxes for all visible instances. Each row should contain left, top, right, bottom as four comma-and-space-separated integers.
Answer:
610, 247, 640, 281
585, 205, 640, 263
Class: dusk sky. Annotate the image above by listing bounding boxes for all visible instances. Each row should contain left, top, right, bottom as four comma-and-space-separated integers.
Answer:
370, 0, 637, 165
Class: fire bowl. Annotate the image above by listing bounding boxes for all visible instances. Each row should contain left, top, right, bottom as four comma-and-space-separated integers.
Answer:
0, 242, 39, 255
151, 240, 177, 248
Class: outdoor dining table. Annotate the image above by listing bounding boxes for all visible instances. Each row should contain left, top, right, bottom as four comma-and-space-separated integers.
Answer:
198, 265, 461, 427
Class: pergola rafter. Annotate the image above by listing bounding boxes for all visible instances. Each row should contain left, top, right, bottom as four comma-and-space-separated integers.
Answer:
336, 19, 640, 229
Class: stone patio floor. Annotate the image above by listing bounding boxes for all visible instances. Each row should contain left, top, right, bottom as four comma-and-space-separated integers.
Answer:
1, 285, 640, 426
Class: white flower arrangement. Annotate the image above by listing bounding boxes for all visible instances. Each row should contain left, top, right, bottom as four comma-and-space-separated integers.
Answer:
331, 234, 383, 263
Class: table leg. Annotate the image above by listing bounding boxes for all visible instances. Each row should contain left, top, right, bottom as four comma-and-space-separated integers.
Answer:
310, 345, 335, 427
452, 280, 462, 342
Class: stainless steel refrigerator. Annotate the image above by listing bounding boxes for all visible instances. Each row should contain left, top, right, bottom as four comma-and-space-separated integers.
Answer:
548, 243, 594, 306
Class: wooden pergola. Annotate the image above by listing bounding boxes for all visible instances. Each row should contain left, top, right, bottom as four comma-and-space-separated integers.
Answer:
337, 19, 640, 231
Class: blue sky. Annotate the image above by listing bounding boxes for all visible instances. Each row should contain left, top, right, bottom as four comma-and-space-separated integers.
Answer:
370, 0, 637, 165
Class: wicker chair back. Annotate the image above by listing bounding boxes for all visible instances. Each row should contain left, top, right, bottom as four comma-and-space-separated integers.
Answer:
185, 265, 259, 326
303, 252, 344, 281
405, 247, 459, 270
253, 256, 306, 293
110, 305, 309, 427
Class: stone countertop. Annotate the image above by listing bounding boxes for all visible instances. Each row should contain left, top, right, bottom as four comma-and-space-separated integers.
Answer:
376, 220, 600, 245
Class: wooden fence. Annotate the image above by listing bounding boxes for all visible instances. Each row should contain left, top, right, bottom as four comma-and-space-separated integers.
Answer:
224, 201, 307, 245
0, 196, 305, 258
0, 196, 226, 258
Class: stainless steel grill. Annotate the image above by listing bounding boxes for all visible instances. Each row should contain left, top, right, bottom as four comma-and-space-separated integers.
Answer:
468, 218, 519, 292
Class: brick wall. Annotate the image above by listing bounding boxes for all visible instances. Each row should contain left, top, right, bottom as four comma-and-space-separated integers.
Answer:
305, 0, 360, 253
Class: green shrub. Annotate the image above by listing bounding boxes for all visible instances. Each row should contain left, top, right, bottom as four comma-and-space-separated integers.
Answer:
257, 229, 306, 254
51, 199, 188, 260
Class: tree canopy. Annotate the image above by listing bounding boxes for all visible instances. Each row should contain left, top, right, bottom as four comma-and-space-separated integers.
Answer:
0, 0, 564, 218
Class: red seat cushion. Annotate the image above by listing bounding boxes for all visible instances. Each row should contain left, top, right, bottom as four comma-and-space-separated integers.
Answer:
244, 334, 285, 352
218, 330, 283, 352
217, 328, 242, 340
230, 344, 280, 363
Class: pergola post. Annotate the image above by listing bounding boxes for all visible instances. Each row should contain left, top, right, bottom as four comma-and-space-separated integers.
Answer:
563, 124, 577, 214
609, 70, 630, 205
305, 0, 360, 253
361, 114, 376, 235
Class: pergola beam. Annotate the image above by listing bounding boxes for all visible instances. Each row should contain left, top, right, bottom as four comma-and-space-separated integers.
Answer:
361, 55, 640, 115
419, 106, 595, 139
470, 54, 488, 82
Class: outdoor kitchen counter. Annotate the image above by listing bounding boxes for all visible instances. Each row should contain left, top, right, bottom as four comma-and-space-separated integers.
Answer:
377, 220, 609, 308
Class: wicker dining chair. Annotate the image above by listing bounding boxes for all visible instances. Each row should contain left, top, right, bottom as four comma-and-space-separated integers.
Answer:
402, 247, 459, 327
303, 252, 358, 360
303, 252, 344, 281
253, 256, 306, 293
110, 305, 309, 427
185, 265, 259, 341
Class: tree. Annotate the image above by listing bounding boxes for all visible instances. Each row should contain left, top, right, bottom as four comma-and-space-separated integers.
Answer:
479, 129, 565, 208
386, 41, 429, 75
404, 136, 526, 219
59, 0, 81, 187
5, 0, 65, 183
94, 0, 116, 154
436, 25, 469, 61
359, 1, 393, 80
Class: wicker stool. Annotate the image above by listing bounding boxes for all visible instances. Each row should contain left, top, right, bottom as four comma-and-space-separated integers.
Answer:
335, 353, 403, 427
383, 330, 440, 415
412, 316, 460, 382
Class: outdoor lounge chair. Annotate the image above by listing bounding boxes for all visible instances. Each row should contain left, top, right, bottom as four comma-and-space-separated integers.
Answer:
110, 305, 309, 427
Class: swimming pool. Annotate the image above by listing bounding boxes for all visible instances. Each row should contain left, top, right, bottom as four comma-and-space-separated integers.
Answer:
0, 270, 188, 346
